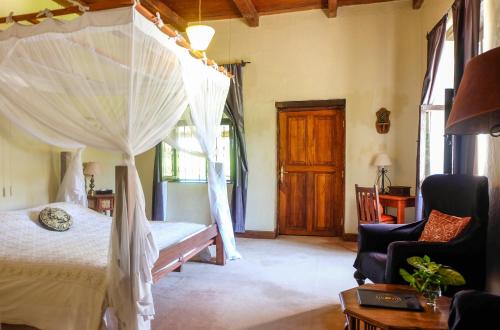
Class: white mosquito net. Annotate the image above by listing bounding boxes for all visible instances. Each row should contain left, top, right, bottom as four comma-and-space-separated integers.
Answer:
0, 5, 240, 330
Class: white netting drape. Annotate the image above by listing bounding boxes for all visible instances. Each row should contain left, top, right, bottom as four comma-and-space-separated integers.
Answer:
56, 148, 88, 207
181, 61, 241, 259
0, 6, 238, 330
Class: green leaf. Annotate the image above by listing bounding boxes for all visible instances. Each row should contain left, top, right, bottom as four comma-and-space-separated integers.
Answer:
400, 268, 414, 284
407, 256, 424, 268
439, 267, 466, 286
423, 255, 431, 263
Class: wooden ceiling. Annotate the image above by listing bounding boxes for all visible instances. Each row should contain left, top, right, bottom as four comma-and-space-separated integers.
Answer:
9, 0, 424, 31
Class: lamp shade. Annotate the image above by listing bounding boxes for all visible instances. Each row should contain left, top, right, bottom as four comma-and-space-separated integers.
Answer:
373, 153, 392, 167
446, 46, 500, 135
186, 24, 215, 51
83, 162, 101, 176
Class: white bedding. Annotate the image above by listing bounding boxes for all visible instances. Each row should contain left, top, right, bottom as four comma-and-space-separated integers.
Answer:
0, 203, 207, 330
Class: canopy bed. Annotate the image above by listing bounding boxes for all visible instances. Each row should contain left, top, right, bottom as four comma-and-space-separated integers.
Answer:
0, 1, 239, 329
0, 200, 223, 330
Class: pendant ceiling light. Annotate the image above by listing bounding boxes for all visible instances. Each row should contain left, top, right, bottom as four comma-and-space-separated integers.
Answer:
186, 0, 215, 51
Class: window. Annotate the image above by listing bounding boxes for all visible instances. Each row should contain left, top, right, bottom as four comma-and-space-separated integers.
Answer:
419, 105, 445, 184
419, 21, 454, 186
162, 116, 235, 183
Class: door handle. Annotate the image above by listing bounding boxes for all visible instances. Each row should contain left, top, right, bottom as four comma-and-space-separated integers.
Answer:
280, 164, 289, 184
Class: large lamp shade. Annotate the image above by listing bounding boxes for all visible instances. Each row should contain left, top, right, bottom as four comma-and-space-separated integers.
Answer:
446, 47, 500, 136
83, 162, 101, 176
372, 153, 392, 167
186, 24, 215, 51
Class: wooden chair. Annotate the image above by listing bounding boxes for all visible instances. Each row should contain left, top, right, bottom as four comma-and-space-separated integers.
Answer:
355, 184, 396, 225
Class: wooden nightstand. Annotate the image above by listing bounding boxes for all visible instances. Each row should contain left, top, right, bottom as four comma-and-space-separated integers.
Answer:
88, 194, 114, 216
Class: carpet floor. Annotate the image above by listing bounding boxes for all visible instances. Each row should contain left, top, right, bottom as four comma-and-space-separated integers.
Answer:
2, 236, 358, 330
151, 236, 358, 330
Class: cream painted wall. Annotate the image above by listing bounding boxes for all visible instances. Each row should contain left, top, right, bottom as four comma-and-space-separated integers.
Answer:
0, 118, 58, 211
0, 0, 460, 235
206, 2, 424, 234
137, 0, 460, 234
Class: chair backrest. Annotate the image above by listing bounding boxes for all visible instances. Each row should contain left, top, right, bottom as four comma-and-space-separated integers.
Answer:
421, 174, 489, 239
355, 184, 381, 224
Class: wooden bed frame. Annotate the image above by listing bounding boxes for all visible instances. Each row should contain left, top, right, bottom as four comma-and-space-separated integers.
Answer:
152, 223, 225, 282
61, 152, 225, 284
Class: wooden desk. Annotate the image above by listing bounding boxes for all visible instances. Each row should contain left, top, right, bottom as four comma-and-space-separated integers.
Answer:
340, 284, 450, 330
87, 194, 114, 216
378, 195, 415, 224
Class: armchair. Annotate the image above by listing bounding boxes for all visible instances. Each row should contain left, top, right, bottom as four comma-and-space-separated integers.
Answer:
353, 174, 489, 295
448, 290, 500, 329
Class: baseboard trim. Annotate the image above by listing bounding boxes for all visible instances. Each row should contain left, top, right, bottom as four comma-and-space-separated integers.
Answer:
342, 233, 358, 242
236, 230, 278, 239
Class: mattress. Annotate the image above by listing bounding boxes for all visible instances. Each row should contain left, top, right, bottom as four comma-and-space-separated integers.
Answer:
0, 202, 207, 330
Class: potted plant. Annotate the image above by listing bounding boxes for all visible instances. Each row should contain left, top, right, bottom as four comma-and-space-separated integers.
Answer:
400, 255, 465, 308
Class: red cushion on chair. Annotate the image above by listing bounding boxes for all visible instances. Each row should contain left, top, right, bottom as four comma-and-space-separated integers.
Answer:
379, 214, 396, 224
419, 210, 471, 242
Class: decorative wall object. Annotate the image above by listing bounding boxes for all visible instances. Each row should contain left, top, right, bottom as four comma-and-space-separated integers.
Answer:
376, 108, 391, 134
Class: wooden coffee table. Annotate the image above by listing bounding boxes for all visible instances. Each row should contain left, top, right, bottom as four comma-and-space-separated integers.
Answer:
339, 284, 450, 330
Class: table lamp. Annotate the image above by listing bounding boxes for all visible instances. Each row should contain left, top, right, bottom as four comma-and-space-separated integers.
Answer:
446, 47, 500, 136
83, 162, 101, 196
373, 153, 392, 194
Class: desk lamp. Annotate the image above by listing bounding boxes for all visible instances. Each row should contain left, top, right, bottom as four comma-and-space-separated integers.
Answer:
83, 162, 101, 196
373, 153, 392, 194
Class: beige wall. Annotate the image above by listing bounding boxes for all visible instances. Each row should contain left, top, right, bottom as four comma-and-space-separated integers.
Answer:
209, 2, 421, 234
0, 119, 58, 211
1, 0, 459, 235
137, 0, 457, 233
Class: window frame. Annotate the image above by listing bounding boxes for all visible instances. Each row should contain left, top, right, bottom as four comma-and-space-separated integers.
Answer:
161, 117, 236, 184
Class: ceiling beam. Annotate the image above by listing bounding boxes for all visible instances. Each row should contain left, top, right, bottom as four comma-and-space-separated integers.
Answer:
232, 0, 259, 27
413, 0, 424, 9
326, 0, 338, 18
141, 0, 187, 32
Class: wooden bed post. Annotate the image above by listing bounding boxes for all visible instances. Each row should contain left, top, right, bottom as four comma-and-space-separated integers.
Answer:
60, 152, 72, 182
115, 165, 136, 229
215, 229, 226, 266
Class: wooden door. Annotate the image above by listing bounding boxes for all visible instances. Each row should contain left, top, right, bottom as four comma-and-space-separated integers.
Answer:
277, 106, 345, 236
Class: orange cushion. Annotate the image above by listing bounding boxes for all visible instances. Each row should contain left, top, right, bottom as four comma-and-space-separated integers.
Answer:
379, 214, 396, 223
419, 210, 471, 242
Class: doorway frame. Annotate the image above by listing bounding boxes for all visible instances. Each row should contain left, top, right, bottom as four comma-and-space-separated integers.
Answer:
275, 99, 346, 236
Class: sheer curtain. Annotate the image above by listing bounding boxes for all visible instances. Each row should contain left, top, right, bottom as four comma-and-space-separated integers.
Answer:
181, 58, 241, 260
0, 6, 233, 329
56, 148, 88, 207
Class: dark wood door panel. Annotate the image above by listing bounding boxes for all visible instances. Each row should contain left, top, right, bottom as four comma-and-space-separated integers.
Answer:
313, 172, 337, 234
279, 172, 308, 234
310, 115, 338, 166
286, 115, 308, 165
278, 107, 345, 237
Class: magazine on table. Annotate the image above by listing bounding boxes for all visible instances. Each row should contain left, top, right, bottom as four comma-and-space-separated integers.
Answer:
357, 288, 424, 311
